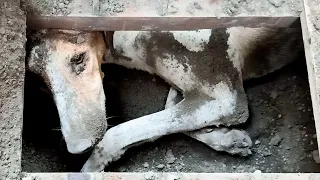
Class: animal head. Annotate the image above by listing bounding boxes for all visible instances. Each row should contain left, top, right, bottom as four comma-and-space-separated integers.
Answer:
26, 30, 107, 154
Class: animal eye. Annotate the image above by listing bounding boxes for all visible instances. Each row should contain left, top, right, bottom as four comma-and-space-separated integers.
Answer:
71, 52, 86, 65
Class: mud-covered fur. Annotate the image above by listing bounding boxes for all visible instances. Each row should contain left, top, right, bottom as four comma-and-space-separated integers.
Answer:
80, 27, 303, 172
26, 27, 303, 172
26, 30, 108, 154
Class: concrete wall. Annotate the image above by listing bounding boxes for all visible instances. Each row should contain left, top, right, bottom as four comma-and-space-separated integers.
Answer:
0, 0, 26, 179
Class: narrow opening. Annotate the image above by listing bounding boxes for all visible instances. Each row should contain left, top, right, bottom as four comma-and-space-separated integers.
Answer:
22, 27, 320, 173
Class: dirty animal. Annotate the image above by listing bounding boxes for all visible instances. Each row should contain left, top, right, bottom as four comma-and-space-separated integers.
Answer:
81, 27, 304, 172
26, 30, 108, 154
26, 27, 304, 172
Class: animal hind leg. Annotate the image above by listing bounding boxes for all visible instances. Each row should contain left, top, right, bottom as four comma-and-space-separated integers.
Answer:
81, 81, 249, 172
165, 87, 252, 157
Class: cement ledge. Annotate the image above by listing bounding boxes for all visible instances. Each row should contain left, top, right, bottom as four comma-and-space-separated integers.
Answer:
21, 172, 320, 180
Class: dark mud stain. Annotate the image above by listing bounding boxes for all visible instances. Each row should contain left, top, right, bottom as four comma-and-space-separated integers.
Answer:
242, 28, 304, 80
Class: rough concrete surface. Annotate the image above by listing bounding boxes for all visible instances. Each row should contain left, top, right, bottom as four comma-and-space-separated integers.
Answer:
300, 0, 320, 159
22, 56, 320, 173
20, 172, 320, 180
22, 0, 302, 17
0, 0, 26, 180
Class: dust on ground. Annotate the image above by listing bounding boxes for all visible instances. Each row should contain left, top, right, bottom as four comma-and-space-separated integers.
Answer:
22, 57, 320, 173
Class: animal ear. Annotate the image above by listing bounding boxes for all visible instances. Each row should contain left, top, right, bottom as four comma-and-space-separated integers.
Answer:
26, 45, 46, 75
103, 31, 118, 58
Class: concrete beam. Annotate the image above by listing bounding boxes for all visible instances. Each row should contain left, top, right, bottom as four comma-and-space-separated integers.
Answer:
21, 172, 320, 180
0, 0, 26, 180
300, 0, 320, 158
23, 0, 303, 30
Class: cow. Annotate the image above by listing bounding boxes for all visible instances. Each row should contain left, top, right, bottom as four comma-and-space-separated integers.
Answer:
26, 27, 304, 172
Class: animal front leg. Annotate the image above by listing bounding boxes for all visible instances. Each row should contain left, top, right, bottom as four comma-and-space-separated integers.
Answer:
81, 82, 248, 172
165, 87, 252, 156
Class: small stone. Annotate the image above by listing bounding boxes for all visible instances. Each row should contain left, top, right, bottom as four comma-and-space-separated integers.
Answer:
0, 27, 5, 34
143, 162, 149, 168
285, 147, 291, 150
254, 170, 262, 174
255, 140, 261, 145
278, 114, 282, 118
176, 165, 183, 171
152, 78, 156, 82
270, 90, 278, 99
298, 106, 303, 111
59, 3, 65, 8
165, 149, 176, 164
278, 84, 287, 91
119, 166, 127, 172
156, 164, 165, 169
262, 150, 272, 157
313, 134, 317, 139
193, 2, 203, 9
65, 0, 69, 5
270, 134, 283, 146
312, 150, 320, 164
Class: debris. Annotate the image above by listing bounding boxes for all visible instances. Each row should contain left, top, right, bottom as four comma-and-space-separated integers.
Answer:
165, 149, 176, 164
156, 164, 165, 169
152, 78, 156, 82
0, 27, 5, 34
58, 3, 65, 8
260, 149, 272, 157
253, 170, 262, 174
278, 84, 287, 91
118, 166, 127, 172
175, 165, 183, 171
313, 134, 317, 139
254, 140, 261, 145
270, 134, 283, 146
312, 150, 320, 164
143, 162, 149, 168
270, 90, 278, 99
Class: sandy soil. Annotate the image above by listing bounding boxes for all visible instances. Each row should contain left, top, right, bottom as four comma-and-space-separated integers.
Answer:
22, 55, 320, 173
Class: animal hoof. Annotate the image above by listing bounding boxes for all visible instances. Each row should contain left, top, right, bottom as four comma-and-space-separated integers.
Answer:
225, 129, 253, 156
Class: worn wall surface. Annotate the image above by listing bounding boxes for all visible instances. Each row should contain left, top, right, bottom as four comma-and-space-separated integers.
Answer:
301, 0, 320, 159
0, 0, 26, 179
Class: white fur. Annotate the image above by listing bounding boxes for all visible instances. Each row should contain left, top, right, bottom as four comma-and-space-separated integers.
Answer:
81, 29, 254, 172
112, 31, 155, 73
171, 29, 212, 52
226, 27, 266, 73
